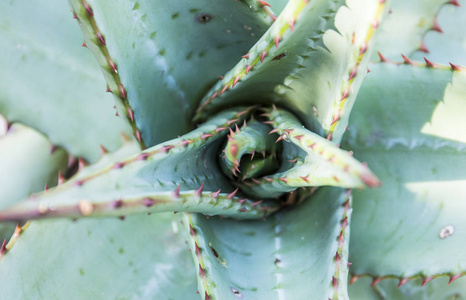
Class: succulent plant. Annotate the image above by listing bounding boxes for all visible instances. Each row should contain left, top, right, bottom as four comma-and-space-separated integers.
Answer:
0, 0, 465, 299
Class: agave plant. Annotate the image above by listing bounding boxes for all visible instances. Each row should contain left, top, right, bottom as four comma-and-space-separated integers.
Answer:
1, 0, 465, 298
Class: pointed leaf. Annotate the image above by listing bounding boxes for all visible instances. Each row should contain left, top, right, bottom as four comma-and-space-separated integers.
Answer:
195, 0, 386, 143
241, 108, 379, 198
0, 214, 199, 299
0, 108, 277, 221
343, 63, 466, 279
0, 0, 133, 162
184, 187, 352, 299
69, 0, 272, 146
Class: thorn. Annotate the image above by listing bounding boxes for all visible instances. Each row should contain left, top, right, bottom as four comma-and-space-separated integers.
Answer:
0, 240, 6, 256
264, 177, 273, 183
371, 277, 383, 287
251, 200, 263, 207
209, 91, 218, 100
335, 252, 341, 263
424, 57, 436, 68
401, 54, 413, 64
449, 0, 460, 6
330, 112, 340, 125
135, 131, 142, 143
421, 276, 434, 286
294, 135, 303, 141
100, 145, 108, 155
341, 217, 348, 229
44, 183, 48, 191
245, 65, 253, 75
377, 51, 387, 62
180, 140, 194, 147
220, 84, 229, 95
300, 176, 310, 183
57, 172, 65, 185
279, 177, 288, 183
83, 1, 94, 16
450, 62, 462, 71
127, 107, 134, 122
332, 276, 338, 288
96, 32, 106, 45
216, 127, 228, 132
119, 85, 127, 99
289, 17, 295, 32
348, 68, 357, 80
81, 42, 87, 48
50, 145, 57, 154
274, 258, 281, 264
201, 133, 214, 139
227, 188, 238, 199
432, 19, 443, 33
217, 75, 224, 80
419, 41, 429, 53
195, 183, 204, 196
449, 274, 463, 284
269, 128, 280, 135
242, 53, 250, 59
359, 43, 368, 55
143, 198, 155, 207
227, 119, 239, 125
260, 51, 267, 63
274, 35, 281, 48
232, 76, 240, 88
397, 278, 410, 288
251, 178, 261, 184
138, 153, 149, 160
350, 275, 359, 285
173, 185, 181, 198
263, 120, 274, 125
234, 123, 240, 133
211, 189, 221, 198
112, 199, 123, 208
162, 145, 174, 153
275, 134, 287, 143
340, 88, 349, 101
259, 0, 271, 6
73, 12, 78, 19
108, 59, 118, 73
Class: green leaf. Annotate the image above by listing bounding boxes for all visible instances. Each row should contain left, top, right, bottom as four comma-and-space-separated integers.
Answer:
0, 108, 277, 222
0, 214, 199, 299
371, 0, 450, 61
411, 3, 466, 66
69, 0, 272, 146
240, 108, 379, 198
0, 0, 133, 162
343, 63, 466, 280
184, 187, 352, 299
195, 0, 386, 143
0, 124, 68, 243
349, 277, 466, 300
0, 124, 68, 210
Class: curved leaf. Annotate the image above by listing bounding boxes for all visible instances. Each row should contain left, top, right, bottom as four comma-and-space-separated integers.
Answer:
184, 187, 352, 300
69, 0, 273, 146
343, 63, 466, 280
0, 0, 133, 162
195, 0, 386, 143
0, 108, 277, 222
0, 214, 199, 299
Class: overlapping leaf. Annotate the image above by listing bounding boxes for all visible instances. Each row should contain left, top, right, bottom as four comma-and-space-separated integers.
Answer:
343, 63, 466, 285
